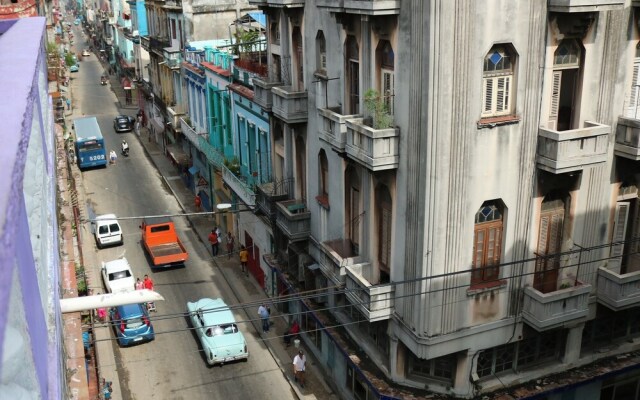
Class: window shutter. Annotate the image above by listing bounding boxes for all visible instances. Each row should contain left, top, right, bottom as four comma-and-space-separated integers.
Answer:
486, 227, 501, 280
627, 61, 640, 118
631, 201, 640, 254
536, 214, 550, 272
482, 78, 494, 115
549, 71, 561, 119
611, 202, 630, 258
472, 230, 485, 284
379, 204, 392, 267
382, 70, 394, 115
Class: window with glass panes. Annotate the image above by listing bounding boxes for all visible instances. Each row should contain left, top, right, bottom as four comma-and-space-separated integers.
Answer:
482, 45, 515, 117
472, 201, 504, 287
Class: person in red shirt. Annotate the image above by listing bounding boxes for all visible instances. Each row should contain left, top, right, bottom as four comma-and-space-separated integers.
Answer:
284, 320, 300, 347
143, 275, 154, 291
208, 229, 219, 256
194, 194, 202, 212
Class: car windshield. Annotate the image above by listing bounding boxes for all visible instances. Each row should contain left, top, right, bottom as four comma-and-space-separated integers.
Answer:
108, 223, 120, 232
98, 225, 109, 234
109, 270, 131, 280
206, 323, 238, 337
125, 317, 144, 329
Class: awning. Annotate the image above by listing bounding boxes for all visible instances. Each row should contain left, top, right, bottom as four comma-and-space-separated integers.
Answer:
121, 77, 132, 90
188, 166, 199, 175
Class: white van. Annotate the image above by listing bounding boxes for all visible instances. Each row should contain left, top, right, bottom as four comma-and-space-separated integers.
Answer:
93, 214, 123, 249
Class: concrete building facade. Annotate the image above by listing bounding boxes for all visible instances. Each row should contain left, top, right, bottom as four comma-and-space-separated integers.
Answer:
249, 0, 640, 398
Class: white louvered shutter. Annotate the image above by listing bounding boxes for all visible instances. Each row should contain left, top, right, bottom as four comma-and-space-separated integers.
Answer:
496, 76, 511, 114
626, 61, 640, 118
549, 71, 561, 128
611, 202, 630, 258
482, 78, 494, 115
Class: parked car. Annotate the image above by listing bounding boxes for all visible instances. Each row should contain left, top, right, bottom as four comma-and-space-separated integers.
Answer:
187, 298, 249, 365
113, 115, 135, 133
109, 303, 155, 346
82, 49, 90, 57
69, 64, 79, 72
74, 18, 80, 25
101, 258, 135, 294
92, 214, 123, 249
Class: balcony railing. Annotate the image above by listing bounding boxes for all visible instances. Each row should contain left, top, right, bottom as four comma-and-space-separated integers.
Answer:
140, 36, 150, 51
345, 118, 399, 171
615, 116, 640, 161
272, 86, 308, 124
180, 117, 208, 152
548, 0, 624, 12
248, 0, 303, 7
345, 263, 395, 322
256, 182, 290, 220
309, 238, 361, 284
164, 48, 182, 69
150, 36, 170, 52
253, 78, 281, 111
318, 107, 360, 154
537, 121, 609, 174
275, 199, 310, 242
167, 105, 185, 132
522, 281, 591, 331
597, 259, 640, 311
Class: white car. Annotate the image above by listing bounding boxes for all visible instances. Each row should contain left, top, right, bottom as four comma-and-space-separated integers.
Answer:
101, 258, 135, 293
82, 49, 90, 57
92, 214, 123, 249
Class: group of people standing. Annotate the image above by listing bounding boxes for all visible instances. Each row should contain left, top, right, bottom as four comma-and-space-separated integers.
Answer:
208, 226, 249, 275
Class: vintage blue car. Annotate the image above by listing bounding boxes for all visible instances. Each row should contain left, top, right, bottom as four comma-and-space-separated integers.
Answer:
187, 298, 249, 365
69, 64, 79, 72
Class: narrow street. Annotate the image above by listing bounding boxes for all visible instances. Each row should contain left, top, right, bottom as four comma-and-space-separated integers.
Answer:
66, 25, 309, 400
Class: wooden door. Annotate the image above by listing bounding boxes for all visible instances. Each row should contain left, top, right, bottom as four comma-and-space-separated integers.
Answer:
534, 207, 564, 293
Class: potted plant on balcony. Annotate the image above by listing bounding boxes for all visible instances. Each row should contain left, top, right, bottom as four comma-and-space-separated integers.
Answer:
224, 157, 241, 176
364, 89, 393, 129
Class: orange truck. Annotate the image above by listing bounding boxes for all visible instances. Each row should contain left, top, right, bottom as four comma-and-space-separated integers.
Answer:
140, 217, 189, 268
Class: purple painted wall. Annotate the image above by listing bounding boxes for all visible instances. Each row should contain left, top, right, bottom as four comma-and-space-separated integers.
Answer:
0, 17, 63, 398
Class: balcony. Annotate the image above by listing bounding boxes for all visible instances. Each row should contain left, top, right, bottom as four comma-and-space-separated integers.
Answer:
253, 78, 281, 111
343, 0, 401, 15
272, 86, 308, 124
140, 36, 150, 52
256, 181, 290, 220
615, 116, 640, 161
248, 0, 304, 7
221, 165, 256, 207
180, 117, 208, 152
536, 121, 609, 174
163, 47, 182, 69
275, 199, 310, 242
167, 105, 185, 132
597, 259, 640, 311
345, 118, 399, 171
345, 263, 395, 321
149, 36, 170, 53
522, 281, 591, 331
548, 0, 624, 12
309, 238, 361, 284
318, 107, 360, 154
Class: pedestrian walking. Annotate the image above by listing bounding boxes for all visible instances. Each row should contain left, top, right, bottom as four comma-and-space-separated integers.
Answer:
208, 229, 219, 256
258, 304, 270, 333
135, 120, 140, 136
66, 98, 71, 110
225, 232, 235, 259
143, 275, 154, 291
293, 350, 306, 388
194, 194, 202, 212
239, 245, 248, 276
135, 278, 144, 290
109, 150, 117, 164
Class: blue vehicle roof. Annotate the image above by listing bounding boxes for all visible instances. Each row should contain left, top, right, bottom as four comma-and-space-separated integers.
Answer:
74, 116, 103, 141
116, 303, 145, 318
190, 298, 236, 326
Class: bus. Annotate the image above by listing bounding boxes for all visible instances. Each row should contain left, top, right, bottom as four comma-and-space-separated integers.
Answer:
74, 117, 106, 169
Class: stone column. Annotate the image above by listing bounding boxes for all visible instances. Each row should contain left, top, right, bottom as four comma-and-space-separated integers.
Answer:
453, 350, 475, 396
562, 323, 585, 364
360, 15, 371, 113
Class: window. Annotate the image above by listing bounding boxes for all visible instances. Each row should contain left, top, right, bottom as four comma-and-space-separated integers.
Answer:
549, 39, 582, 131
346, 36, 360, 115
376, 184, 392, 280
293, 27, 304, 89
625, 43, 640, 118
318, 150, 328, 200
345, 165, 361, 255
408, 353, 456, 383
482, 45, 515, 118
472, 200, 504, 287
171, 19, 176, 40
534, 192, 567, 293
270, 20, 280, 44
377, 40, 395, 115
316, 31, 327, 73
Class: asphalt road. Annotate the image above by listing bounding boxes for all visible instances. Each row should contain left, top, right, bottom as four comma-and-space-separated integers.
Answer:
70, 30, 296, 400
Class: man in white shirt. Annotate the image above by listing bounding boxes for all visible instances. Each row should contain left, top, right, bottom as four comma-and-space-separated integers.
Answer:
293, 349, 306, 388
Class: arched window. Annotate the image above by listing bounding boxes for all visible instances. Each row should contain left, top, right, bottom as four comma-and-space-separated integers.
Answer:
472, 200, 504, 287
292, 27, 304, 89
482, 45, 515, 118
345, 36, 360, 115
316, 31, 326, 73
550, 39, 582, 131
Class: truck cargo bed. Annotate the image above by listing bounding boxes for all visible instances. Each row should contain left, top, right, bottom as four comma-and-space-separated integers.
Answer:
149, 242, 184, 257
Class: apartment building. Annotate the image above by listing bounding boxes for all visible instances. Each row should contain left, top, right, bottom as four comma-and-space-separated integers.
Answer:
249, 0, 640, 398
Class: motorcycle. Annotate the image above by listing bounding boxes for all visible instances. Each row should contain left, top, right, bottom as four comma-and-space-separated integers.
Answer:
121, 141, 129, 157
100, 76, 107, 85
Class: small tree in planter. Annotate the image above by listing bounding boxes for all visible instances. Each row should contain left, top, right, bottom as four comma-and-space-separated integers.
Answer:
364, 89, 393, 129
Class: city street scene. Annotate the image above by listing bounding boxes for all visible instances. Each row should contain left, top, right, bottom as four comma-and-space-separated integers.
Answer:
3, 1, 640, 400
